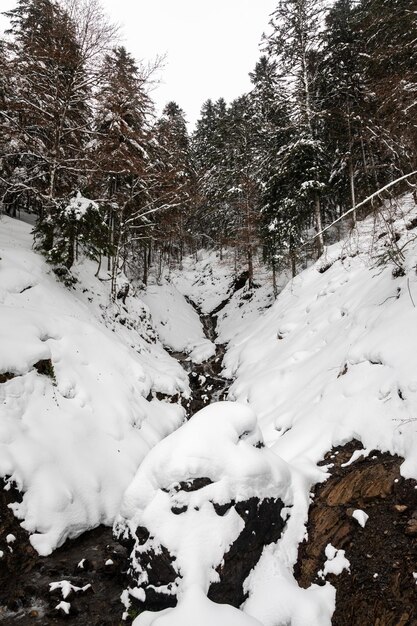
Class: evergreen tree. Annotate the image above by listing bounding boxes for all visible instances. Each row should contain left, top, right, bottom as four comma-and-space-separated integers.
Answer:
320, 0, 368, 226
153, 101, 195, 271
0, 37, 16, 215
267, 0, 328, 256
357, 0, 417, 174
192, 98, 237, 254
4, 0, 92, 261
93, 45, 153, 294
223, 95, 259, 284
249, 56, 293, 289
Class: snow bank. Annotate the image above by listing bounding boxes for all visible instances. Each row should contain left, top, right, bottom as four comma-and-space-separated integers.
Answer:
219, 195, 417, 622
0, 216, 187, 555
224, 196, 417, 467
115, 401, 292, 624
141, 283, 215, 363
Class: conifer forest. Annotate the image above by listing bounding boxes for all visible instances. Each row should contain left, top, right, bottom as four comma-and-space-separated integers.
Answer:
1, 0, 416, 290
2, 1, 417, 625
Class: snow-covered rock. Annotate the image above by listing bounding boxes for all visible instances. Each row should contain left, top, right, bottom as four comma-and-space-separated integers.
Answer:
115, 401, 292, 622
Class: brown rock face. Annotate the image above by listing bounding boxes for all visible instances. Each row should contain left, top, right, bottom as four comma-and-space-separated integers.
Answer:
295, 441, 417, 626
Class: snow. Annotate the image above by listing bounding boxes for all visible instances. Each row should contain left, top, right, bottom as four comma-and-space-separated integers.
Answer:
321, 544, 350, 577
0, 216, 188, 555
170, 251, 235, 314
352, 509, 369, 528
55, 601, 71, 614
116, 401, 292, 624
134, 585, 263, 626
4, 194, 417, 624
160, 194, 417, 625
140, 283, 215, 363
63, 192, 98, 220
49, 580, 91, 599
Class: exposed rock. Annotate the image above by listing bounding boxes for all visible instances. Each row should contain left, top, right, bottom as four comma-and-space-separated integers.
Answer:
0, 479, 131, 625
295, 441, 417, 626
124, 489, 285, 613
208, 497, 285, 607
115, 402, 290, 619
0, 372, 15, 384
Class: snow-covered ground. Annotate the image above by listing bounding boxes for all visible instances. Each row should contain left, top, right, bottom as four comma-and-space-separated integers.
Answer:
0, 216, 188, 556
140, 283, 215, 363
160, 194, 417, 624
3, 194, 417, 625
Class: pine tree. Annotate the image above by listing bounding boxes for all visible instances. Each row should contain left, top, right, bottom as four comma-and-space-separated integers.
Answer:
93, 45, 153, 295
320, 0, 369, 226
249, 56, 293, 290
224, 94, 264, 285
357, 0, 417, 174
0, 37, 16, 215
192, 98, 236, 254
267, 0, 328, 256
153, 101, 195, 271
4, 0, 92, 261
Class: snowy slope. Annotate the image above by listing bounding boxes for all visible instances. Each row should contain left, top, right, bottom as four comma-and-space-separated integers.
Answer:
140, 283, 215, 363
170, 251, 236, 314
152, 195, 417, 625
220, 196, 417, 624
0, 216, 187, 556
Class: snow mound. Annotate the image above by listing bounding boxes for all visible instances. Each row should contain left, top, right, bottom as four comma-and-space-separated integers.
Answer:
115, 401, 292, 623
134, 585, 263, 626
0, 216, 187, 555
220, 194, 417, 623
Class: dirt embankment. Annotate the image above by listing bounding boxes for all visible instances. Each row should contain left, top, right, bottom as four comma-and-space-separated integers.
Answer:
295, 440, 417, 626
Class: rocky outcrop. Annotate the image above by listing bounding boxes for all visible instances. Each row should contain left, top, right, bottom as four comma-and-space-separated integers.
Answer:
208, 496, 285, 607
295, 441, 417, 626
122, 485, 286, 613
114, 402, 291, 621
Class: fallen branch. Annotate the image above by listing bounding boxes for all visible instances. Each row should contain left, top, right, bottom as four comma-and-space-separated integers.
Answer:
305, 170, 417, 245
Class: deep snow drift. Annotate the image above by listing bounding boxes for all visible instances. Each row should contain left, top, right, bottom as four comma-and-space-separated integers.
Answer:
140, 283, 215, 363
0, 216, 188, 556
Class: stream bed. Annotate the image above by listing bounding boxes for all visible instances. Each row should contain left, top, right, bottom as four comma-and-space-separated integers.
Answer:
0, 296, 231, 626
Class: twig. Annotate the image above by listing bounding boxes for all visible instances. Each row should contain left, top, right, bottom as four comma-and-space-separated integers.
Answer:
407, 278, 416, 308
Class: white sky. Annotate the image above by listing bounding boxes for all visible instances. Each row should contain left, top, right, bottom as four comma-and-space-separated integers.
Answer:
1, 0, 277, 127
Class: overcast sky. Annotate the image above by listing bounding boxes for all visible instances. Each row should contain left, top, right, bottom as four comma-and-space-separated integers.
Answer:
1, 0, 277, 127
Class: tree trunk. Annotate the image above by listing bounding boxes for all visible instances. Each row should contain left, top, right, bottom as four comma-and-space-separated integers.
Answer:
272, 259, 278, 299
66, 224, 75, 270
349, 157, 357, 228
247, 246, 254, 288
314, 193, 324, 257
95, 253, 102, 278
143, 244, 148, 286
290, 250, 296, 278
